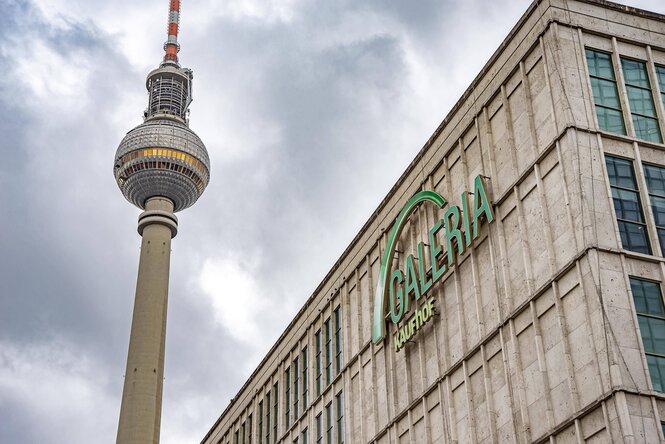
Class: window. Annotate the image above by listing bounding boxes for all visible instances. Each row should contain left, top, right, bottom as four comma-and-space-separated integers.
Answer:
315, 330, 322, 396
336, 392, 344, 444
656, 65, 665, 110
285, 368, 291, 429
606, 156, 651, 254
586, 49, 626, 134
316, 413, 323, 444
248, 414, 252, 444
234, 430, 239, 444
273, 382, 279, 440
258, 401, 263, 444
266, 393, 271, 444
334, 307, 343, 375
630, 278, 665, 391
325, 319, 332, 386
302, 347, 309, 410
302, 427, 308, 444
293, 438, 299, 444
325, 403, 333, 444
644, 163, 665, 255
293, 356, 299, 419
621, 58, 662, 143
240, 422, 245, 444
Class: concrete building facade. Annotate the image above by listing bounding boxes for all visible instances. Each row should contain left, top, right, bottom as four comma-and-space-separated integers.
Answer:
203, 1, 665, 442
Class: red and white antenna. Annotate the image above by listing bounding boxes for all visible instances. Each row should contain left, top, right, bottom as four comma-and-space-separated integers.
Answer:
163, 0, 181, 65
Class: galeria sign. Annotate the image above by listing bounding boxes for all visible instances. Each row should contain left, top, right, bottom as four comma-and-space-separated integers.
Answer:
371, 175, 495, 351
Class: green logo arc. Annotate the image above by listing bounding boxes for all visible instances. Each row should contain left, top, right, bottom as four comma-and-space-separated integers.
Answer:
371, 190, 447, 344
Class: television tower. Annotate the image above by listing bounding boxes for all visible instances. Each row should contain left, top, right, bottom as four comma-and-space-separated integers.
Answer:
113, 0, 210, 442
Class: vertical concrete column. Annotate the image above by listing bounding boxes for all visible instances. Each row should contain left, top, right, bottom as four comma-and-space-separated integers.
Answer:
117, 197, 178, 444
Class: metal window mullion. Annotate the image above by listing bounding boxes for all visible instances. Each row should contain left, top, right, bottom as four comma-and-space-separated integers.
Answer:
630, 111, 660, 121
596, 103, 624, 113
645, 351, 665, 360
647, 46, 665, 143
610, 182, 639, 193
625, 83, 652, 93
637, 311, 665, 322
589, 73, 619, 83
615, 216, 647, 226
612, 37, 636, 137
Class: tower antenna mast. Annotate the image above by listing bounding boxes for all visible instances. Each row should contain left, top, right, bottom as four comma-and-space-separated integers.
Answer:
163, 0, 181, 66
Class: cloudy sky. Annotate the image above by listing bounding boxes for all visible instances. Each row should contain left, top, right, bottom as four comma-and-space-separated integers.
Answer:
1, 0, 663, 442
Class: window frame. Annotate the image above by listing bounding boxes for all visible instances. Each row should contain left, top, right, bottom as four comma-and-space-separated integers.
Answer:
302, 347, 309, 410
315, 330, 323, 396
293, 355, 300, 419
586, 48, 627, 135
325, 319, 332, 386
273, 382, 279, 440
258, 401, 264, 444
630, 277, 665, 392
325, 402, 333, 444
336, 391, 344, 444
316, 413, 323, 444
285, 368, 291, 429
334, 307, 343, 375
643, 162, 665, 256
605, 155, 652, 254
620, 56, 663, 143
265, 392, 271, 444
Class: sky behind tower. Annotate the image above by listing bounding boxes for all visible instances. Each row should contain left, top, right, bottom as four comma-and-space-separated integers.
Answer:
1, 0, 663, 442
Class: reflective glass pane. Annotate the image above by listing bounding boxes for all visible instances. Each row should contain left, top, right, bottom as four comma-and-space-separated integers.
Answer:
658, 228, 665, 256
647, 354, 665, 391
651, 317, 663, 340
645, 164, 665, 197
634, 291, 648, 313
651, 195, 665, 227
657, 65, 665, 93
641, 316, 665, 354
606, 156, 637, 189
626, 85, 658, 117
596, 106, 626, 134
639, 316, 653, 350
591, 78, 622, 108
622, 58, 650, 88
612, 188, 643, 222
618, 220, 651, 254
632, 115, 663, 143
587, 50, 615, 79
631, 278, 665, 316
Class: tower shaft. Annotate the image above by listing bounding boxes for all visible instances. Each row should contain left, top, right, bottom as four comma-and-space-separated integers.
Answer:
117, 197, 178, 444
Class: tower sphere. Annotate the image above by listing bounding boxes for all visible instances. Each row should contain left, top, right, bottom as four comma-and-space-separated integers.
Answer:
113, 64, 210, 212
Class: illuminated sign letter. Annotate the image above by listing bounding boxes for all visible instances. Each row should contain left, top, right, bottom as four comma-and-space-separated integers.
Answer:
371, 191, 447, 344
473, 175, 494, 239
371, 175, 495, 346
